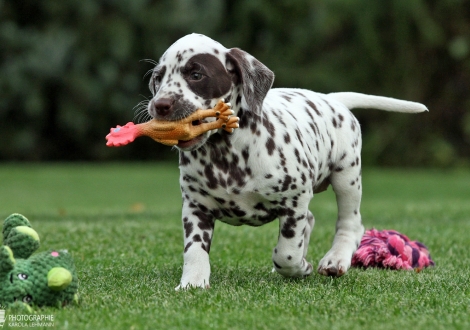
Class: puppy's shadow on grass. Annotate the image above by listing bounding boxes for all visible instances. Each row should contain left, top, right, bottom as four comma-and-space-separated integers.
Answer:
208, 265, 341, 290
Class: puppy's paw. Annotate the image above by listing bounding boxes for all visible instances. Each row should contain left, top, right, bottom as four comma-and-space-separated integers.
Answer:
317, 250, 351, 277
175, 279, 210, 291
273, 257, 313, 278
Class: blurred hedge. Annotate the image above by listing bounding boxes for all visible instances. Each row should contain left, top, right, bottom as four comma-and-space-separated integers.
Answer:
1, 0, 469, 166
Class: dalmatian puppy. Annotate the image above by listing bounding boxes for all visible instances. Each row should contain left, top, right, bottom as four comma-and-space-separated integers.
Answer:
146, 34, 427, 289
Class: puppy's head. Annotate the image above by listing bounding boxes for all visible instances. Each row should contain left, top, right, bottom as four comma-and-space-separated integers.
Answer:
147, 33, 274, 150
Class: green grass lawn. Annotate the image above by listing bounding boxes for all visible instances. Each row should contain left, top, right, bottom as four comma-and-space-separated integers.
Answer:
0, 163, 469, 330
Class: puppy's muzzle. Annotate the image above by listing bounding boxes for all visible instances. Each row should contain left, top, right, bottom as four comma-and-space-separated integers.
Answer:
150, 98, 174, 118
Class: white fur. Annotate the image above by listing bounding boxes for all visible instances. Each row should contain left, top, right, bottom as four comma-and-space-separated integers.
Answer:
328, 92, 428, 113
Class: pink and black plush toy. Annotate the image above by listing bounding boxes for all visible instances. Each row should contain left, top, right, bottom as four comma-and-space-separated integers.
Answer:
352, 229, 434, 270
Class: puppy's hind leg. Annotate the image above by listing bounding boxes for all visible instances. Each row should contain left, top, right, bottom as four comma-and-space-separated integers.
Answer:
317, 164, 364, 277
303, 211, 315, 259
272, 205, 314, 278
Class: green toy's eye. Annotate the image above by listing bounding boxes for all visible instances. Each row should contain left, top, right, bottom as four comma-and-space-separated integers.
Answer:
18, 273, 28, 280
23, 295, 32, 303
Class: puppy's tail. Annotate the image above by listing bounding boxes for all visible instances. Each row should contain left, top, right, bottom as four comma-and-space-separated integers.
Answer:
328, 92, 428, 113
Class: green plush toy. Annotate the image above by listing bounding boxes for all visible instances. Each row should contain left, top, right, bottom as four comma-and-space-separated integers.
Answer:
0, 213, 78, 308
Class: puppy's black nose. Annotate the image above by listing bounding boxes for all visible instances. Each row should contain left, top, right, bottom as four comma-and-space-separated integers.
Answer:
151, 98, 174, 117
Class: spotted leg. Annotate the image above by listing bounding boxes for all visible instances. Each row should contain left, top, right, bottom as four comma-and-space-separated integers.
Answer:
272, 207, 314, 277
175, 199, 215, 290
303, 211, 315, 259
317, 165, 364, 276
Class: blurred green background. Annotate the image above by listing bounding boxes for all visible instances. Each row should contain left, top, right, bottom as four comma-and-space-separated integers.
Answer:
1, 0, 469, 166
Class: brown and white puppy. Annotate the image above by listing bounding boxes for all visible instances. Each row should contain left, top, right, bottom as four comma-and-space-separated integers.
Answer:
145, 33, 427, 289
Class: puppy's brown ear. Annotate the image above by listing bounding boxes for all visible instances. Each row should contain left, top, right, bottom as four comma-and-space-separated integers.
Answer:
226, 48, 274, 114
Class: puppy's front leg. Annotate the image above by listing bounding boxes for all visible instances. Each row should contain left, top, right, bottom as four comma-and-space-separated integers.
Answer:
175, 200, 215, 290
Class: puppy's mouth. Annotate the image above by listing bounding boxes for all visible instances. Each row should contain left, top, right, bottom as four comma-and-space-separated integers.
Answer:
177, 134, 205, 150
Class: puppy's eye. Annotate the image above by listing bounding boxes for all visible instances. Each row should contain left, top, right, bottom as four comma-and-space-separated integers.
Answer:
151, 75, 162, 95
190, 72, 204, 81
154, 75, 162, 86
